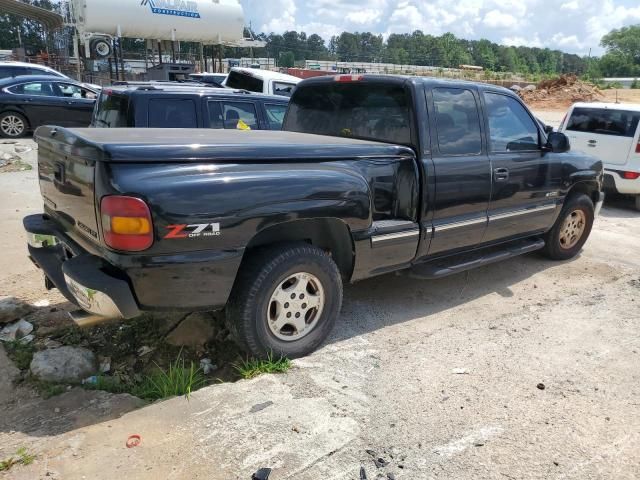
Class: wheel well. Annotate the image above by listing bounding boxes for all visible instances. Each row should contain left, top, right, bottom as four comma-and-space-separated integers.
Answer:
244, 219, 355, 280
567, 182, 599, 207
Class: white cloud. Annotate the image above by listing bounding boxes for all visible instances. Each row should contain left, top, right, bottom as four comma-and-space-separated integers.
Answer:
483, 10, 518, 29
345, 9, 383, 25
502, 34, 543, 48
560, 1, 580, 10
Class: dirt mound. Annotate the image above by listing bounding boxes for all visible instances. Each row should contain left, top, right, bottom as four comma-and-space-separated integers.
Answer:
519, 74, 603, 107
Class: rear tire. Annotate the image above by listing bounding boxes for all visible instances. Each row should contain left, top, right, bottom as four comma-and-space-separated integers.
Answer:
542, 194, 594, 260
226, 243, 343, 359
635, 196, 640, 212
0, 112, 28, 138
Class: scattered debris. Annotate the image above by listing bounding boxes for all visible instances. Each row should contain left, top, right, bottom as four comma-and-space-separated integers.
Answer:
200, 358, 217, 374
99, 356, 111, 373
252, 468, 272, 480
387, 473, 396, 480
19, 334, 35, 344
452, 368, 469, 375
137, 345, 155, 357
82, 376, 98, 385
30, 346, 98, 383
43, 338, 63, 349
360, 466, 368, 479
373, 456, 389, 468
250, 401, 274, 413
0, 319, 34, 342
537, 383, 546, 390
33, 299, 50, 308
126, 434, 142, 449
14, 144, 32, 154
0, 296, 33, 324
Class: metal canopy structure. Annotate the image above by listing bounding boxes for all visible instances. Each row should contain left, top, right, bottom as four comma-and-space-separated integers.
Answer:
0, 0, 64, 30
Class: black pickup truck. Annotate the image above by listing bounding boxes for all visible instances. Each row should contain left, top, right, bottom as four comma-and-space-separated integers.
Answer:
25, 75, 604, 358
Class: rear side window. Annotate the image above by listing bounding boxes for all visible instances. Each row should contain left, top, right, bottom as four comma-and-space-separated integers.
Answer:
484, 93, 540, 152
8, 82, 55, 96
148, 99, 197, 128
273, 82, 295, 97
433, 88, 482, 156
225, 71, 264, 93
566, 108, 640, 138
221, 101, 258, 129
264, 103, 287, 130
284, 82, 412, 145
0, 66, 16, 79
93, 93, 130, 127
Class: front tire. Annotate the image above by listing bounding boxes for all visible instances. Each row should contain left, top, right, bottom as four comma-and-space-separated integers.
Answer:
542, 194, 594, 260
0, 112, 28, 138
635, 195, 640, 212
226, 243, 343, 358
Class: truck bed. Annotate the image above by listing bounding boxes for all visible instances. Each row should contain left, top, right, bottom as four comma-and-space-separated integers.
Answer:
35, 127, 414, 164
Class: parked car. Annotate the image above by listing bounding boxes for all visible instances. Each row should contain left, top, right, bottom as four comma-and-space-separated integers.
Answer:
188, 73, 227, 87
224, 67, 300, 97
91, 83, 289, 130
559, 102, 640, 210
0, 75, 98, 138
25, 75, 603, 358
0, 61, 101, 91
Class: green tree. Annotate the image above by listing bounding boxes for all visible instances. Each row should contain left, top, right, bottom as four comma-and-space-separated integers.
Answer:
279, 51, 295, 68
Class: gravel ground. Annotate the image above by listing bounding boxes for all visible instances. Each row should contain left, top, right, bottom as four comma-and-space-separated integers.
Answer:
1, 134, 639, 479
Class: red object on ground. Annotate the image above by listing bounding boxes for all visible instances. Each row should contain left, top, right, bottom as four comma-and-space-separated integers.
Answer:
126, 434, 142, 448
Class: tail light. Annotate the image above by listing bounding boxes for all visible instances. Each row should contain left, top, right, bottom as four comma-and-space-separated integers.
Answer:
101, 196, 153, 251
635, 141, 640, 154
622, 171, 640, 180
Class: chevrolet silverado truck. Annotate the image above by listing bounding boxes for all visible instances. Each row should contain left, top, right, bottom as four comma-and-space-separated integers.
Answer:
24, 75, 604, 358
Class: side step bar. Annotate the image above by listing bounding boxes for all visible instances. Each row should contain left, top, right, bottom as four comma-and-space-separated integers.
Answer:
407, 238, 545, 280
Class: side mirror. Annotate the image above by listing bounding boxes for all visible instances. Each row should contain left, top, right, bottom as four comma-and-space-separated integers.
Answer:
544, 132, 570, 154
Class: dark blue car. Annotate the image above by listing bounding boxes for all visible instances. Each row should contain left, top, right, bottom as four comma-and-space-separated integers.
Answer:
0, 75, 98, 138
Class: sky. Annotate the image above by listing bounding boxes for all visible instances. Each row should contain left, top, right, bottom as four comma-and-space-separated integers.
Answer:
239, 0, 640, 55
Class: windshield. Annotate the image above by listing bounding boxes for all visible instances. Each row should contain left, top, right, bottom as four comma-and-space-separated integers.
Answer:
283, 82, 413, 146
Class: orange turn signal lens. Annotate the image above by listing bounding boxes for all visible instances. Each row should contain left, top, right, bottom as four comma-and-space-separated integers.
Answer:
110, 216, 151, 235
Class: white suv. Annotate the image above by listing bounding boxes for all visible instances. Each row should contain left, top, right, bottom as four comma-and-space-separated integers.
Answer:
559, 102, 640, 210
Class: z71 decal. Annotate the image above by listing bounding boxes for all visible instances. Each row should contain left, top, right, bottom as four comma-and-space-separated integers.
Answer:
164, 223, 221, 239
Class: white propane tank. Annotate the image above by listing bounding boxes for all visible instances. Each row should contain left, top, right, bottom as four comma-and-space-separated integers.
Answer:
73, 0, 245, 44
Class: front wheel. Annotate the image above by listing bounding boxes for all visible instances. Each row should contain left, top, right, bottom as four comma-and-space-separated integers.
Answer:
0, 112, 28, 138
635, 196, 640, 212
226, 243, 343, 358
542, 194, 594, 260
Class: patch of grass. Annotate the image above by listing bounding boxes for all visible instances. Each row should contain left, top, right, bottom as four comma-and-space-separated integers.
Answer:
5, 341, 35, 371
234, 353, 292, 380
0, 447, 35, 472
30, 380, 66, 399
132, 354, 206, 401
82, 375, 130, 395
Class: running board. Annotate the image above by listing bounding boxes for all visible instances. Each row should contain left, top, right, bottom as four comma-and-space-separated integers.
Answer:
407, 238, 545, 280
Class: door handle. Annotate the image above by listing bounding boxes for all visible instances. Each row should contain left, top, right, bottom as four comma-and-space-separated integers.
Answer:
494, 167, 510, 181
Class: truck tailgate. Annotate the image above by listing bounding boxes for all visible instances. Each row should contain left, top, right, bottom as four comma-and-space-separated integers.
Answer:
35, 127, 100, 244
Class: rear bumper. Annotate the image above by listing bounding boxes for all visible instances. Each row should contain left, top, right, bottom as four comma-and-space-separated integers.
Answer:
604, 170, 640, 195
24, 214, 140, 320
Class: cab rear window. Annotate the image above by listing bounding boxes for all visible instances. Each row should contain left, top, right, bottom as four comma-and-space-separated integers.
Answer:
567, 108, 640, 137
284, 82, 413, 146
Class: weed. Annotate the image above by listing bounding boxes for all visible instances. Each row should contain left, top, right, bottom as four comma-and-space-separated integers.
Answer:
5, 341, 35, 371
0, 447, 35, 472
234, 352, 292, 380
30, 380, 66, 399
133, 354, 206, 401
82, 375, 130, 395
